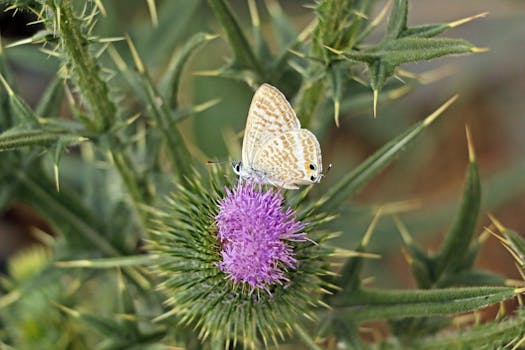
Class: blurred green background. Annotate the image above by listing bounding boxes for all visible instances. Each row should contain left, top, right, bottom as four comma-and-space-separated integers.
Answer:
1, 0, 524, 290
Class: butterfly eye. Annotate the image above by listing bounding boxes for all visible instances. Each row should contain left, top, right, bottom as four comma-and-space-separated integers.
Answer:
309, 163, 316, 170
310, 175, 316, 182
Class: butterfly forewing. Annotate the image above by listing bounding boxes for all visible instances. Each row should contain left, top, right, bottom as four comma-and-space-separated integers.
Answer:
242, 84, 300, 166
252, 130, 323, 189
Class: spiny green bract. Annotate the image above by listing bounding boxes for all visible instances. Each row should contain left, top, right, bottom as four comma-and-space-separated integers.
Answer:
147, 167, 332, 348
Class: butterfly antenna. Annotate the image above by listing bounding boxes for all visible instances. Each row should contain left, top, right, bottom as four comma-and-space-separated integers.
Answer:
323, 163, 333, 177
206, 159, 229, 166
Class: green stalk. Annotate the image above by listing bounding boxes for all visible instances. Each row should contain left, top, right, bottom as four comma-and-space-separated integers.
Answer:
54, 0, 116, 132
51, 1, 151, 218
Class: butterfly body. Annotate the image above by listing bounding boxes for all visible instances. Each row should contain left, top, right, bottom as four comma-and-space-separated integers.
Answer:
233, 84, 324, 190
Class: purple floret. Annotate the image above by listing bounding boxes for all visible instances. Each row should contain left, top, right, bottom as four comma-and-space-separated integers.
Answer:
216, 181, 306, 292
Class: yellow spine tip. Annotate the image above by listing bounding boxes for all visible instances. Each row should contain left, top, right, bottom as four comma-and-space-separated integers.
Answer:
373, 89, 378, 118
487, 213, 507, 233
471, 47, 490, 53
334, 100, 340, 128
324, 45, 343, 55
54, 164, 60, 192
125, 35, 145, 74
465, 124, 476, 162
423, 94, 459, 126
449, 12, 489, 28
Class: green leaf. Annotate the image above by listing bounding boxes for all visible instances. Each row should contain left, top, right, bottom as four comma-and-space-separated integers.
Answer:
385, 0, 408, 40
335, 287, 517, 322
434, 130, 481, 277
208, 0, 263, 76
301, 95, 458, 216
0, 128, 87, 152
160, 32, 218, 108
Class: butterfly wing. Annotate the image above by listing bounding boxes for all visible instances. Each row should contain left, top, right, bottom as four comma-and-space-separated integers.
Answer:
251, 129, 323, 189
242, 84, 300, 166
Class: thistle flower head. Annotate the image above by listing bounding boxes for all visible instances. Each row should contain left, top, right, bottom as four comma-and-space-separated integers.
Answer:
216, 181, 306, 292
149, 168, 331, 348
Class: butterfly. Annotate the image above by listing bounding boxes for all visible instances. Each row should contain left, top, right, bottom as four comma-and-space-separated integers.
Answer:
232, 83, 324, 190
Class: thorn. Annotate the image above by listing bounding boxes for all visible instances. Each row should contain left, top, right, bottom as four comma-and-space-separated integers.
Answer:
0, 72, 14, 96
372, 0, 392, 27
362, 207, 383, 247
194, 98, 221, 113
324, 45, 344, 55
393, 215, 414, 245
125, 113, 142, 126
465, 124, 476, 162
488, 213, 507, 233
288, 48, 306, 58
483, 225, 505, 243
125, 34, 144, 73
54, 163, 60, 192
204, 33, 220, 41
334, 100, 340, 127
146, 0, 158, 27
514, 287, 525, 295
449, 12, 489, 28
478, 224, 494, 244
248, 0, 260, 28
423, 94, 459, 126
512, 334, 525, 350
401, 247, 413, 265
471, 47, 490, 53
93, 0, 107, 17
107, 44, 127, 72
373, 89, 378, 118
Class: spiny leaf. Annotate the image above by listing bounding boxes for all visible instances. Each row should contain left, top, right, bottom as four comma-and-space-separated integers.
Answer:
410, 309, 525, 350
0, 128, 87, 152
341, 37, 477, 91
434, 127, 481, 277
335, 287, 517, 322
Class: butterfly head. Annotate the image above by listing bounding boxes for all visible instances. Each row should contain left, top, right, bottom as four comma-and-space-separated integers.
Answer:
232, 161, 243, 176
305, 162, 323, 184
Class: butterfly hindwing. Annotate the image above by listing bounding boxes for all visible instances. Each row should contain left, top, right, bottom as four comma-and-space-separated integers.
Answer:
251, 129, 323, 189
242, 84, 300, 166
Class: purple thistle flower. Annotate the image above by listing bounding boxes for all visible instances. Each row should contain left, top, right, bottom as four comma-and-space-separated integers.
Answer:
216, 181, 306, 292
